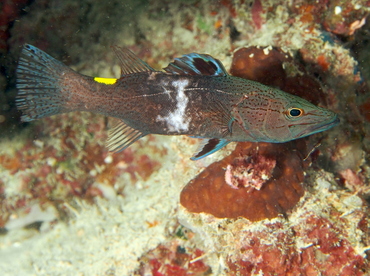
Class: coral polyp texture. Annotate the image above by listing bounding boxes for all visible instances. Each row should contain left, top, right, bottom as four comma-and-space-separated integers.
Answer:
180, 141, 306, 221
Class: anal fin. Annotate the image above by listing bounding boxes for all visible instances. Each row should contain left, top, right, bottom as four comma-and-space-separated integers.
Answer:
191, 138, 230, 160
106, 120, 147, 153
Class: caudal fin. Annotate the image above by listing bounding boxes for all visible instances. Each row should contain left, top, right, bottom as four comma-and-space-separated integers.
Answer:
16, 44, 72, 122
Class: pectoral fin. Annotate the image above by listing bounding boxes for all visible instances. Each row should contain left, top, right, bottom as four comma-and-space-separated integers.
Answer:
191, 138, 230, 160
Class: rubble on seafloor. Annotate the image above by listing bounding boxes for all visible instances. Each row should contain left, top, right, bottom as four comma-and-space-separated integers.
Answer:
0, 0, 370, 275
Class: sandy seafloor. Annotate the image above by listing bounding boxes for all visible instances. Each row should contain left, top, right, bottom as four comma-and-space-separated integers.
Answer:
0, 0, 370, 275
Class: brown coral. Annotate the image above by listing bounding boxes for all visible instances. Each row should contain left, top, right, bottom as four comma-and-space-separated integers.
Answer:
180, 141, 307, 221
230, 46, 288, 89
230, 46, 327, 106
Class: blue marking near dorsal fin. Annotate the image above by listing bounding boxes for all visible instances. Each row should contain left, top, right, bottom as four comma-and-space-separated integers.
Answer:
191, 138, 230, 160
111, 46, 155, 76
164, 53, 229, 76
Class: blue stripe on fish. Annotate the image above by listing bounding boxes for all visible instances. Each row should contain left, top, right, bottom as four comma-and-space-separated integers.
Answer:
164, 53, 228, 76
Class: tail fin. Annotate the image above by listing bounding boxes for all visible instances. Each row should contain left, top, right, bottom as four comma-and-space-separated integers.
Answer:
16, 44, 72, 122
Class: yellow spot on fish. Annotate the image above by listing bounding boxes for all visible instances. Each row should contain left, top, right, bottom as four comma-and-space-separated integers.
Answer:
94, 77, 117, 85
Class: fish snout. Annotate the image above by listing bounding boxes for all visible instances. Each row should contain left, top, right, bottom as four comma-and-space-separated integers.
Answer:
296, 111, 339, 138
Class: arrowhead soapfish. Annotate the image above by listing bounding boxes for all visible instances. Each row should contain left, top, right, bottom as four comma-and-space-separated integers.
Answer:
16, 44, 339, 160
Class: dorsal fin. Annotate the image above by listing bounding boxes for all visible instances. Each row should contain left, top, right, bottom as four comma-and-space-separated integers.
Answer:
164, 53, 228, 76
111, 46, 155, 76
106, 120, 147, 153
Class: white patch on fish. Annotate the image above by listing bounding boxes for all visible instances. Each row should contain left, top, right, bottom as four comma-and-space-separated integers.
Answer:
156, 79, 190, 132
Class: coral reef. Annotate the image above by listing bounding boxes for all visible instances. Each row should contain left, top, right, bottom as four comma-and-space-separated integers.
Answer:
179, 171, 370, 275
0, 113, 163, 228
137, 226, 211, 276
225, 212, 368, 275
138, 246, 210, 276
0, 0, 369, 275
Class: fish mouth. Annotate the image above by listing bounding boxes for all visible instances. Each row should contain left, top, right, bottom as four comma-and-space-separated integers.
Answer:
297, 115, 340, 138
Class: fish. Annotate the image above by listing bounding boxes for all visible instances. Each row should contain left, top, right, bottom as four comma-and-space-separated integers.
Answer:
16, 44, 339, 160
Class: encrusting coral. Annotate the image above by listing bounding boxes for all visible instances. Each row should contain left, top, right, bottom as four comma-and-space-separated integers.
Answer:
180, 140, 307, 221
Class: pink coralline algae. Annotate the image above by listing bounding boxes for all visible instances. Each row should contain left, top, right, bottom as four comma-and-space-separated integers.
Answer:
224, 151, 276, 191
227, 213, 369, 275
251, 0, 264, 30
137, 238, 211, 276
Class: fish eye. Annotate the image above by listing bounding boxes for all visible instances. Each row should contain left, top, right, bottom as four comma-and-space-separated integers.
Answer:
288, 108, 303, 117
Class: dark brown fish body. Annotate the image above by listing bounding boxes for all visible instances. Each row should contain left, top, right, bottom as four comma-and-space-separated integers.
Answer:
16, 45, 339, 159
66, 72, 245, 137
